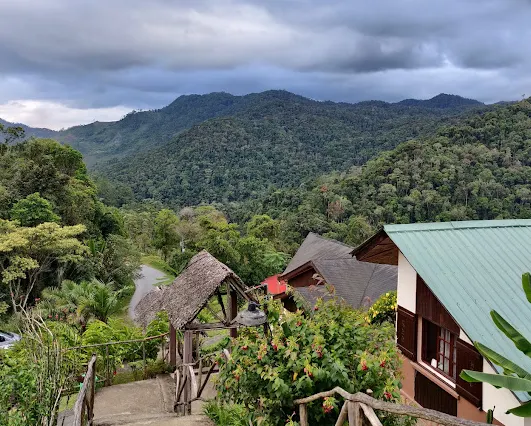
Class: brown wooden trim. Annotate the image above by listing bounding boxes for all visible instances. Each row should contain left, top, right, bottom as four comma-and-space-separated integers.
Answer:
279, 261, 316, 281
417, 276, 460, 334
456, 338, 483, 407
397, 305, 417, 360
411, 361, 460, 399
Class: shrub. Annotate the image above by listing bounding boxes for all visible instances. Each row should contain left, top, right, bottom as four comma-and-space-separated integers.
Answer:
204, 401, 251, 426
367, 291, 397, 325
216, 298, 406, 426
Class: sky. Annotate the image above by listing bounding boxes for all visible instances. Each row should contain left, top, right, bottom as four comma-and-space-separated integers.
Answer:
0, 0, 529, 130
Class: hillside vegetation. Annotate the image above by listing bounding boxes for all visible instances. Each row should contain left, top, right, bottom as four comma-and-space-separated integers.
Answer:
228, 99, 531, 246
95, 91, 485, 206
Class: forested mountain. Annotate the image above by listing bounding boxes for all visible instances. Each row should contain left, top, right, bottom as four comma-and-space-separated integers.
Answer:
227, 99, 531, 248
13, 90, 483, 166
0, 118, 56, 140
95, 91, 485, 206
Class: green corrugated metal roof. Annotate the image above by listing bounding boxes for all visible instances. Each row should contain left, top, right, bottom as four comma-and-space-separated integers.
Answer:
385, 220, 531, 402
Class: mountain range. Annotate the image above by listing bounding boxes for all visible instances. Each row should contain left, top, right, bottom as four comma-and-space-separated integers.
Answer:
1, 91, 489, 207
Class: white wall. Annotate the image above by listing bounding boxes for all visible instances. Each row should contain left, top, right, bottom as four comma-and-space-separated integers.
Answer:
482, 360, 524, 426
459, 329, 473, 345
397, 251, 417, 313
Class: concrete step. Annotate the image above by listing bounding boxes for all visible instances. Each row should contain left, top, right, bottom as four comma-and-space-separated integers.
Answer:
95, 413, 212, 426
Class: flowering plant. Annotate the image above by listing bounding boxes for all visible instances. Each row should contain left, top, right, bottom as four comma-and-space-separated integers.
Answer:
367, 291, 397, 325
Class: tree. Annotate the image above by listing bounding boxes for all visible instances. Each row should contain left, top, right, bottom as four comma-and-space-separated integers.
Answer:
246, 215, 280, 241
153, 209, 181, 260
9, 192, 60, 226
461, 273, 531, 417
40, 279, 127, 325
0, 220, 87, 312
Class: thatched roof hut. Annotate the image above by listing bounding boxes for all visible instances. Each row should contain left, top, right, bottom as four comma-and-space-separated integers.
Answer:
135, 250, 250, 330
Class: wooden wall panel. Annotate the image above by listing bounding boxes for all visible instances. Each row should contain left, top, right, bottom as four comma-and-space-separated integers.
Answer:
415, 372, 458, 416
397, 306, 417, 361
416, 276, 459, 334
456, 339, 483, 407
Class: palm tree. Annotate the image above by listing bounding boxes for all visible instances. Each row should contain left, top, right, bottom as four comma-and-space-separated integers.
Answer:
40, 279, 129, 327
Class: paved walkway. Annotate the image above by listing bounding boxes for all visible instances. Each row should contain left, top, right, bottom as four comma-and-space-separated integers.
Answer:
129, 265, 168, 320
92, 374, 215, 426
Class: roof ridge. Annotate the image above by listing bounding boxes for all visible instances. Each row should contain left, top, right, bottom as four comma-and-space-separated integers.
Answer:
385, 219, 531, 233
309, 232, 354, 249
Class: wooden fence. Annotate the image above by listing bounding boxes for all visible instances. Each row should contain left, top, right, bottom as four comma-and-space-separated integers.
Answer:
72, 355, 97, 426
294, 387, 490, 426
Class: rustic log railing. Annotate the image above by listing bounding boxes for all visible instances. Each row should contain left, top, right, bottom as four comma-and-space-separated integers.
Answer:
72, 354, 97, 426
64, 332, 169, 386
294, 387, 490, 426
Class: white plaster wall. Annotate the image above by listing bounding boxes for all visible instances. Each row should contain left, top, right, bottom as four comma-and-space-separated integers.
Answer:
459, 329, 474, 345
482, 359, 524, 426
397, 251, 417, 313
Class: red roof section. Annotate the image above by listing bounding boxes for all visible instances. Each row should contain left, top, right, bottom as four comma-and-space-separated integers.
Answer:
262, 274, 287, 295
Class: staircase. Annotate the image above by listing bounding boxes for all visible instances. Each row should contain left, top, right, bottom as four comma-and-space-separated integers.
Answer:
91, 375, 214, 426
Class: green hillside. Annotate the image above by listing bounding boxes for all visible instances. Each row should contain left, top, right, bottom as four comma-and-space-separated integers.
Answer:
230, 99, 531, 246
96, 91, 485, 206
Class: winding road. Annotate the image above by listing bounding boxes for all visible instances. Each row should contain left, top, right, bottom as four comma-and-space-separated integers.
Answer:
129, 265, 167, 320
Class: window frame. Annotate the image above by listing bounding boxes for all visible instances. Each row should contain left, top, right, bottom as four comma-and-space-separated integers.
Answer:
421, 318, 458, 382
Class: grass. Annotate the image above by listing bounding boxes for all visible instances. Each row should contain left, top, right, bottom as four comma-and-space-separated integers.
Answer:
204, 401, 250, 426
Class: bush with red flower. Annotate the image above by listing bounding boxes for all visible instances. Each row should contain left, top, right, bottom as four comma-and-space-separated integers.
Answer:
216, 298, 411, 426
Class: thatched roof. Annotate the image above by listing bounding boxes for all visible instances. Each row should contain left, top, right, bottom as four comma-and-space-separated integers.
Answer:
135, 250, 249, 329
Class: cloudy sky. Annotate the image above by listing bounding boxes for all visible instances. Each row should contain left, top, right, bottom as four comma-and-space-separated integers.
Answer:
0, 0, 529, 129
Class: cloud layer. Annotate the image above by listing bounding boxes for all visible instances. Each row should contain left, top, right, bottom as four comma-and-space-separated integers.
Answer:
0, 0, 529, 128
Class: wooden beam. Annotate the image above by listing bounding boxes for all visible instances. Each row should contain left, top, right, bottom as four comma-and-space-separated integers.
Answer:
184, 322, 238, 331
183, 330, 193, 415
360, 403, 383, 426
229, 288, 238, 338
299, 404, 308, 426
217, 290, 227, 322
169, 324, 177, 368
335, 401, 349, 426
295, 388, 490, 426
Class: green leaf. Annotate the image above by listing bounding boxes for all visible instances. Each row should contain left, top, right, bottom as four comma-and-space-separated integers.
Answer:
460, 370, 531, 391
507, 401, 531, 417
475, 341, 530, 378
523, 273, 531, 304
491, 310, 531, 357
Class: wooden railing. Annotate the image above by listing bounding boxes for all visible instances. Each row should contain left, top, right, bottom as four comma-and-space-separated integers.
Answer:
173, 349, 225, 415
65, 332, 169, 386
72, 355, 97, 426
294, 387, 489, 426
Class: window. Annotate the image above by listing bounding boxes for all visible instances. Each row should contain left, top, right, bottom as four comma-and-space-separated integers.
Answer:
422, 319, 457, 380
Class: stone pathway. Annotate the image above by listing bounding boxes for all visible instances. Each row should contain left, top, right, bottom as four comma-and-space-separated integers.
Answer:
90, 374, 215, 426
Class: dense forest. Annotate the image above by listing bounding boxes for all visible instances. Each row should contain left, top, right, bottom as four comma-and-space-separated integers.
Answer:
224, 98, 531, 249
95, 91, 486, 206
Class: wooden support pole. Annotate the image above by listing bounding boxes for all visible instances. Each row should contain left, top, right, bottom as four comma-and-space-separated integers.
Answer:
183, 330, 193, 415
299, 403, 308, 426
335, 401, 348, 426
348, 402, 361, 426
229, 288, 238, 338
169, 323, 177, 368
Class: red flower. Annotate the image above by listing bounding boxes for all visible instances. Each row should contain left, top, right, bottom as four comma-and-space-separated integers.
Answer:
296, 321, 302, 327
241, 345, 248, 350
361, 362, 368, 371
35, 298, 40, 302
313, 306, 319, 311
384, 392, 392, 400
380, 360, 386, 367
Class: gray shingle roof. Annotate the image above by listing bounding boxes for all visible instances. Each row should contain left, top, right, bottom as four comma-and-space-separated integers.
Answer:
282, 233, 354, 276
295, 258, 397, 309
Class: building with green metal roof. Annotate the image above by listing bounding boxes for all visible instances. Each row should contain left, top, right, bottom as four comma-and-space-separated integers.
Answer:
353, 220, 531, 426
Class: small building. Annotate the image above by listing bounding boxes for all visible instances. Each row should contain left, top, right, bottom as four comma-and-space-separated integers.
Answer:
277, 233, 397, 310
352, 220, 531, 426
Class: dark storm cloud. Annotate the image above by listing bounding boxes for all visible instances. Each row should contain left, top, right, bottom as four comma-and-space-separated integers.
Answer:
0, 0, 530, 128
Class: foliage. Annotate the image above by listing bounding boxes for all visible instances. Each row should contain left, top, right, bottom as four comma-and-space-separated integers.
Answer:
153, 209, 181, 260
10, 192, 60, 226
367, 291, 398, 325
216, 298, 404, 426
0, 315, 79, 426
204, 401, 251, 426
95, 91, 483, 207
39, 279, 131, 326
225, 99, 531, 251
0, 220, 87, 312
461, 273, 531, 417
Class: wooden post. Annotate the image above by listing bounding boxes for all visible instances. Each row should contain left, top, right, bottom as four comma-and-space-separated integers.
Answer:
105, 345, 110, 386
169, 323, 177, 368
229, 288, 238, 338
348, 402, 361, 426
299, 403, 308, 426
142, 340, 146, 379
183, 330, 193, 415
